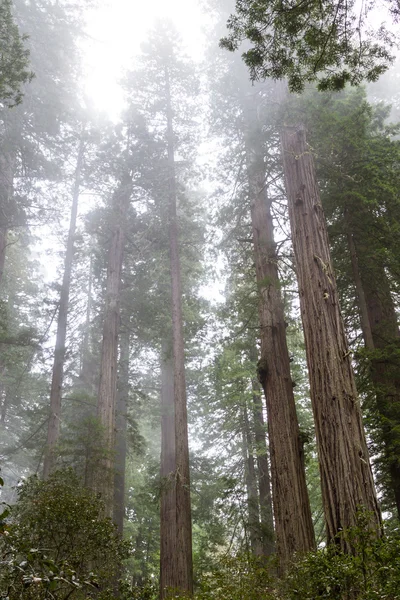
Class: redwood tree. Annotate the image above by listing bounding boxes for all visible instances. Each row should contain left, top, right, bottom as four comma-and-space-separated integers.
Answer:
164, 59, 193, 595
43, 135, 85, 479
244, 97, 315, 565
94, 172, 132, 514
123, 22, 197, 595
280, 125, 381, 545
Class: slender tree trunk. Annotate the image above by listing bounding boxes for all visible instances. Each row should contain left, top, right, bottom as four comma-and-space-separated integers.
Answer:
95, 173, 132, 515
347, 229, 400, 517
0, 229, 7, 288
241, 406, 263, 556
43, 137, 85, 479
280, 125, 381, 547
250, 374, 275, 555
163, 65, 193, 595
0, 387, 7, 425
113, 328, 130, 534
245, 128, 315, 567
79, 252, 96, 397
365, 282, 400, 518
160, 339, 177, 597
347, 231, 375, 351
0, 149, 15, 289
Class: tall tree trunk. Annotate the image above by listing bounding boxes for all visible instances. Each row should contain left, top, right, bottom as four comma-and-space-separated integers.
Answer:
113, 328, 130, 534
245, 128, 315, 567
163, 65, 193, 596
250, 374, 275, 556
347, 231, 375, 351
0, 149, 15, 289
280, 125, 381, 547
79, 252, 96, 397
0, 229, 7, 288
160, 339, 177, 596
95, 173, 132, 515
241, 406, 263, 556
43, 136, 85, 479
348, 229, 400, 517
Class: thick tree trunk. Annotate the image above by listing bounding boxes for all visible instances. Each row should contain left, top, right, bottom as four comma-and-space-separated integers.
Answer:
163, 65, 193, 596
242, 407, 263, 556
95, 174, 131, 515
348, 230, 400, 517
246, 135, 315, 567
43, 137, 84, 479
160, 339, 177, 597
113, 329, 130, 534
280, 125, 381, 547
251, 376, 275, 555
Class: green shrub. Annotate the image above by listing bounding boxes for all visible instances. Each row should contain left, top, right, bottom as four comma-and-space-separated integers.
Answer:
194, 553, 274, 600
187, 516, 400, 600
282, 516, 400, 600
0, 469, 131, 599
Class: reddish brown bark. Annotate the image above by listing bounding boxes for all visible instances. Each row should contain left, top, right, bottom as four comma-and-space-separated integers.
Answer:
162, 64, 193, 596
280, 125, 381, 546
43, 137, 84, 479
245, 130, 315, 567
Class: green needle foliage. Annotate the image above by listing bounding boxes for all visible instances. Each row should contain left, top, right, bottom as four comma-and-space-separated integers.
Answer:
220, 0, 395, 91
0, 0, 33, 106
0, 469, 131, 599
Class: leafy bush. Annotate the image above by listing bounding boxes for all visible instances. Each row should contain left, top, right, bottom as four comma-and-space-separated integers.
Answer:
194, 553, 274, 600
282, 515, 400, 600
0, 469, 131, 599
186, 516, 400, 600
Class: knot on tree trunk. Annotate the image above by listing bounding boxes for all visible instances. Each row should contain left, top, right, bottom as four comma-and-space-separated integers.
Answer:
257, 358, 268, 388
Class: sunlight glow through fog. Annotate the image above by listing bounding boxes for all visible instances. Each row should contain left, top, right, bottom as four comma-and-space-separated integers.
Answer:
83, 0, 207, 118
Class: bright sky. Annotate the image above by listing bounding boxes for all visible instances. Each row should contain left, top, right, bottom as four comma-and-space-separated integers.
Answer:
83, 0, 208, 118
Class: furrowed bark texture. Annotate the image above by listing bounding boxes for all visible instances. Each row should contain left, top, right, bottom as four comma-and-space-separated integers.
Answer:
251, 377, 275, 555
348, 229, 400, 517
246, 134, 315, 566
163, 64, 193, 595
113, 329, 130, 534
281, 126, 381, 545
95, 174, 131, 515
160, 340, 177, 597
43, 138, 84, 479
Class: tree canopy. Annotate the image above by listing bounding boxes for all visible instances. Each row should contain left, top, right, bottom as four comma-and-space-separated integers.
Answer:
220, 0, 396, 91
